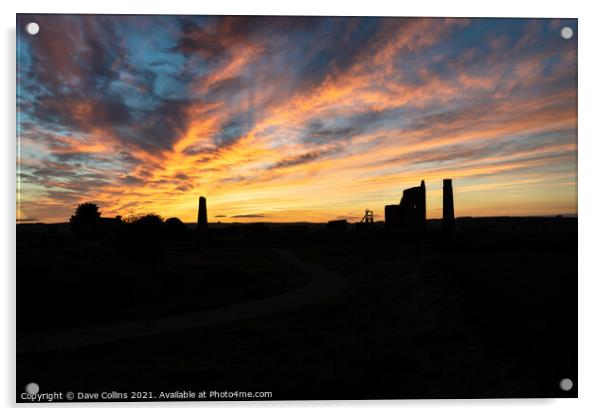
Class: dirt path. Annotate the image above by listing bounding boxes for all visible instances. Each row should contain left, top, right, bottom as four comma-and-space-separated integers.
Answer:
18, 250, 348, 354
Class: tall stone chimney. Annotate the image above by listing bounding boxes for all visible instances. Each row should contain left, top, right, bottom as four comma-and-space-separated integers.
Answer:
420, 180, 427, 230
197, 196, 208, 232
443, 179, 455, 231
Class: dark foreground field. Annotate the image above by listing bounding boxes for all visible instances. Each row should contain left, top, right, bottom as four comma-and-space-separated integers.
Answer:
16, 217, 577, 401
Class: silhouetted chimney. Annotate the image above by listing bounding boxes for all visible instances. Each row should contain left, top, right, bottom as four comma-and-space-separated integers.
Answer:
420, 180, 426, 230
197, 196, 208, 232
443, 179, 455, 231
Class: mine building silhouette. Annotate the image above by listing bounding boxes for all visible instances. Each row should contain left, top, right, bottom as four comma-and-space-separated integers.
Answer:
384, 179, 455, 232
385, 180, 427, 232
326, 219, 348, 233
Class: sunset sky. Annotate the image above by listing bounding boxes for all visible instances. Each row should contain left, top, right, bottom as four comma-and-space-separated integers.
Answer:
17, 15, 577, 223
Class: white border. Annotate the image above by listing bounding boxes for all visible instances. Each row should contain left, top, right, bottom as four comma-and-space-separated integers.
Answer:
3, 1, 602, 415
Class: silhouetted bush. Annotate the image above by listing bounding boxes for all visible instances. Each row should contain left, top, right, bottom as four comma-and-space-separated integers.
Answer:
70, 202, 101, 239
126, 212, 162, 226
122, 213, 165, 260
125, 213, 164, 237
165, 217, 188, 240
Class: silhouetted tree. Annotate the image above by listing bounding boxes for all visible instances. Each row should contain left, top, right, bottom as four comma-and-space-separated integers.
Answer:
165, 217, 188, 240
70, 202, 101, 233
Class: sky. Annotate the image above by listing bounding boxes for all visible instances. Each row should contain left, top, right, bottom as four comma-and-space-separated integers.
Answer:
17, 15, 577, 223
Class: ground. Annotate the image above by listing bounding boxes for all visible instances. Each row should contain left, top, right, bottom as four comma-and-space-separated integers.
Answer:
16, 217, 577, 401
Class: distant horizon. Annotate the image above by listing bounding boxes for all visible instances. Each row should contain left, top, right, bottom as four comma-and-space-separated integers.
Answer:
16, 212, 579, 226
17, 16, 577, 224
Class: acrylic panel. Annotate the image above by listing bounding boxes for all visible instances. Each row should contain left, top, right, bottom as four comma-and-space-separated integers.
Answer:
16, 14, 577, 402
